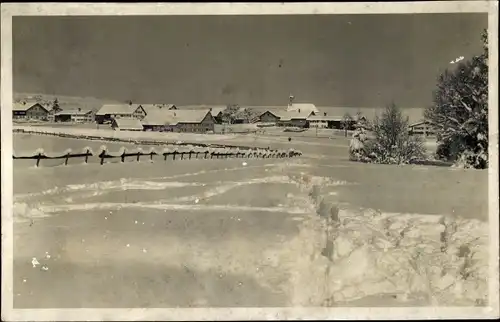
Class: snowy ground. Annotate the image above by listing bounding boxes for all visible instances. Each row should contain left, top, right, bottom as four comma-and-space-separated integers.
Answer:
11, 132, 488, 308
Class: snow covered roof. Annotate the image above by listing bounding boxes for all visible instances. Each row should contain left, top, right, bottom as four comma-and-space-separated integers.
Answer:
210, 107, 226, 116
142, 109, 212, 126
409, 119, 434, 127
140, 104, 177, 115
275, 109, 315, 121
286, 103, 319, 114
55, 108, 93, 116
112, 118, 144, 130
96, 104, 140, 116
13, 101, 49, 112
176, 105, 226, 117
307, 115, 343, 121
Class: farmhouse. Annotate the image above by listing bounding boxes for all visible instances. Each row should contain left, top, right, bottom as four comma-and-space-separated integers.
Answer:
142, 109, 215, 133
275, 109, 316, 128
95, 104, 146, 124
54, 108, 95, 123
409, 120, 436, 136
111, 118, 144, 131
12, 101, 50, 120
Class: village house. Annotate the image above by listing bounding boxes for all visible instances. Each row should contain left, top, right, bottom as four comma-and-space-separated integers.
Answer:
409, 120, 436, 137
54, 108, 95, 123
12, 101, 50, 121
95, 103, 146, 124
142, 109, 215, 133
275, 109, 316, 128
111, 118, 144, 131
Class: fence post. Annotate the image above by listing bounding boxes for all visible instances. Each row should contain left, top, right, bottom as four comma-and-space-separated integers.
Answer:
85, 149, 90, 163
137, 152, 141, 162
205, 151, 209, 159
100, 150, 105, 165
150, 152, 154, 161
173, 151, 177, 160
181, 152, 184, 160
64, 152, 70, 166
164, 153, 168, 161
36, 153, 42, 167
121, 148, 126, 163
189, 151, 193, 160
196, 152, 200, 159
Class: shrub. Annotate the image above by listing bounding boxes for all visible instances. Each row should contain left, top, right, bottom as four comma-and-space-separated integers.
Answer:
350, 103, 425, 164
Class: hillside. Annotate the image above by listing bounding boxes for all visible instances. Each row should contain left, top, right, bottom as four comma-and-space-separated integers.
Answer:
13, 92, 119, 112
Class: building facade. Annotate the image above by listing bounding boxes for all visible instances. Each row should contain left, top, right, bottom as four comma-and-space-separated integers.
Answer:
12, 102, 50, 120
409, 120, 436, 136
95, 104, 146, 124
258, 111, 280, 123
54, 109, 95, 123
142, 109, 215, 133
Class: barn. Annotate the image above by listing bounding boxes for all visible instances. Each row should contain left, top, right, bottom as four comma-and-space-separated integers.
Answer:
142, 109, 215, 133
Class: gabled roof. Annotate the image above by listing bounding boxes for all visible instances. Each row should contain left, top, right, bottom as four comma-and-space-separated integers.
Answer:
275, 109, 314, 121
286, 103, 319, 114
258, 110, 281, 118
409, 119, 434, 127
210, 107, 226, 116
140, 104, 177, 115
96, 104, 140, 116
13, 101, 50, 112
112, 118, 144, 130
142, 109, 212, 126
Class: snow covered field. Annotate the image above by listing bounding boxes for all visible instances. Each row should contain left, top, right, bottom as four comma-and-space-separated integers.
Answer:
12, 132, 489, 307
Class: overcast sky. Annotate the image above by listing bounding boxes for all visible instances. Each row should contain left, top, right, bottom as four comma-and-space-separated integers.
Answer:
13, 13, 487, 108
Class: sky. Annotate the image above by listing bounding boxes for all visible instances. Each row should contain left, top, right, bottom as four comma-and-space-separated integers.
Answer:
13, 13, 487, 108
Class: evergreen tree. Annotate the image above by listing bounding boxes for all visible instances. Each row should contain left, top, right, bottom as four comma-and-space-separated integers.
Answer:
425, 29, 488, 169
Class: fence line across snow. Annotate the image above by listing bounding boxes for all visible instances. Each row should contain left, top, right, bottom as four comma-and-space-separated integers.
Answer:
13, 145, 302, 167
13, 128, 275, 152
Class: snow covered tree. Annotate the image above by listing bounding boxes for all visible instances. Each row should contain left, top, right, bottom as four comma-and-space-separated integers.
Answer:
360, 103, 425, 164
425, 29, 488, 169
220, 104, 241, 124
51, 97, 62, 113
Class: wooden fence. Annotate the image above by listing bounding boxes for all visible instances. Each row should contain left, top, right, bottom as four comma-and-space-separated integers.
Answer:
13, 146, 302, 167
13, 128, 273, 152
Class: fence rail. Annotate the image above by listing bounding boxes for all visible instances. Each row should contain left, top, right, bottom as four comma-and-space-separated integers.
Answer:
13, 128, 276, 152
13, 146, 302, 167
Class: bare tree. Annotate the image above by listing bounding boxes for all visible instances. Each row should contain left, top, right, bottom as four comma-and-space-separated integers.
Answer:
341, 113, 353, 137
